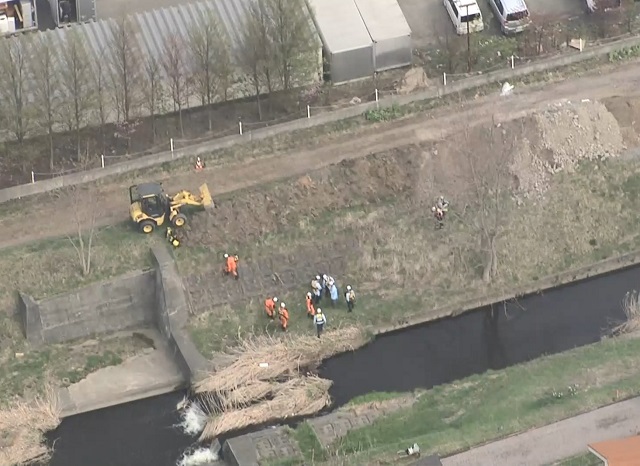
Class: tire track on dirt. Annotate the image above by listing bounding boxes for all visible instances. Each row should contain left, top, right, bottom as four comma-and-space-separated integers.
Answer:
3, 61, 640, 250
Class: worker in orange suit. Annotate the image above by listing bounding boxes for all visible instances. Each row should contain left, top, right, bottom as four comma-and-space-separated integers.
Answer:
306, 292, 316, 317
278, 302, 289, 331
265, 296, 278, 319
223, 253, 239, 280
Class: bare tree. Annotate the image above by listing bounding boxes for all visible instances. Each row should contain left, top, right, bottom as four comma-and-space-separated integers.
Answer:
31, 36, 62, 171
237, 1, 275, 119
141, 54, 163, 143
188, 10, 233, 130
108, 16, 140, 122
60, 30, 94, 160
433, 22, 463, 74
0, 37, 30, 143
64, 185, 99, 276
457, 122, 514, 284
622, 0, 638, 33
162, 34, 191, 137
265, 0, 318, 90
91, 47, 111, 156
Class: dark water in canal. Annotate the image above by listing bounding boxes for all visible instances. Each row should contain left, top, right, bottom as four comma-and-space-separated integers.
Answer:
46, 264, 640, 465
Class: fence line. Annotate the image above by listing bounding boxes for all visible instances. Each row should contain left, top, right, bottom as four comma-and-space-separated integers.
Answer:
7, 33, 640, 199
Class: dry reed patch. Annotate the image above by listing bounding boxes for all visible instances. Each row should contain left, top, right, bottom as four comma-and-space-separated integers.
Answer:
194, 327, 368, 394
192, 327, 367, 440
0, 387, 60, 466
613, 291, 640, 336
199, 376, 332, 440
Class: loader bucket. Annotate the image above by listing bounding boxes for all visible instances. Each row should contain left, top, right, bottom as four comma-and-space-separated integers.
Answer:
199, 183, 214, 210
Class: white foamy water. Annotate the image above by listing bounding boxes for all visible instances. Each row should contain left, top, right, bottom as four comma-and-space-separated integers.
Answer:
177, 447, 219, 466
178, 399, 208, 436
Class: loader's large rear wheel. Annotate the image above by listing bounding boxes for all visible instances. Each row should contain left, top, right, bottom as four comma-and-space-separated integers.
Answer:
139, 220, 155, 234
172, 214, 187, 228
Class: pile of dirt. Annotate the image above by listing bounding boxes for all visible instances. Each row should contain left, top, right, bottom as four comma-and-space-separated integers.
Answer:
509, 100, 624, 197
397, 68, 429, 95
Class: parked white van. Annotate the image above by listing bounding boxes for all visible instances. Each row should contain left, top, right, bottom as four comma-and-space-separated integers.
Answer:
487, 0, 531, 35
444, 0, 484, 35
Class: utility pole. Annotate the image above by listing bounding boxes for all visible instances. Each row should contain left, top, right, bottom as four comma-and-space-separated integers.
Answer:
466, 5, 471, 73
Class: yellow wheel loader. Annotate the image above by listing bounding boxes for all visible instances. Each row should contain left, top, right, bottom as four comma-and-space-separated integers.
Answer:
129, 182, 214, 234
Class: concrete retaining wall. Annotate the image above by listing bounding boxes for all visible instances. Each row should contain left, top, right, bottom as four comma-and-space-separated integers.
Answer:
2, 35, 640, 204
151, 246, 210, 381
17, 247, 210, 385
19, 270, 156, 347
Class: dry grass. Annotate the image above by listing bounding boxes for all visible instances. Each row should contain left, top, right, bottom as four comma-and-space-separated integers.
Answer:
194, 326, 368, 394
613, 290, 640, 335
0, 386, 60, 466
193, 327, 366, 440
0, 224, 154, 310
199, 376, 331, 441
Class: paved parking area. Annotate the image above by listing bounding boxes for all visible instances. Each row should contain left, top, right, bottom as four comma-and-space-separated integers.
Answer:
398, 0, 584, 48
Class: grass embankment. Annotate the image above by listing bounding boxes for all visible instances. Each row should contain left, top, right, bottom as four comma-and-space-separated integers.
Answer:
187, 156, 640, 357
553, 453, 603, 466
273, 336, 640, 465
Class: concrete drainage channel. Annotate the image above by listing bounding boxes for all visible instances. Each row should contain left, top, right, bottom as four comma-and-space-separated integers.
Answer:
40, 254, 640, 466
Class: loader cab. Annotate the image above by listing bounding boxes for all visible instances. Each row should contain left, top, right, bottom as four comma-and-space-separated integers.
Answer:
129, 182, 169, 233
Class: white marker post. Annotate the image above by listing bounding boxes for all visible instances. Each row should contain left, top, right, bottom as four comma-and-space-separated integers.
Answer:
375, 89, 379, 108
443, 73, 447, 86
170, 138, 174, 155
511, 55, 515, 69
307, 105, 311, 119
239, 121, 243, 135
31, 171, 35, 184
101, 154, 105, 168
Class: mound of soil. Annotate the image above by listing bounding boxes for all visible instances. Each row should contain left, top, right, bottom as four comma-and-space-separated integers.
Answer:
509, 100, 624, 197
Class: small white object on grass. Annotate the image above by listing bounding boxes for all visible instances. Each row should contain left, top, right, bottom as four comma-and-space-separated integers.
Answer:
500, 82, 514, 97
259, 362, 269, 368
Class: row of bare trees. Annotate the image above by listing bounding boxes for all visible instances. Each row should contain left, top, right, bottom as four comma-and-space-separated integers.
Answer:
0, 0, 319, 170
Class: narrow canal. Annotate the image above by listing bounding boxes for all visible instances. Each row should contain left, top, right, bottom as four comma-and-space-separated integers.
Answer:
45, 264, 640, 465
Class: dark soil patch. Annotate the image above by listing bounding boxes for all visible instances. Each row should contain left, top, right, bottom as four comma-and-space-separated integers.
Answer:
181, 149, 421, 251
184, 239, 356, 314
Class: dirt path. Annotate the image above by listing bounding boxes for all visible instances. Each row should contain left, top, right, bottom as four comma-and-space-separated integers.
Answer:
3, 62, 640, 250
439, 396, 640, 466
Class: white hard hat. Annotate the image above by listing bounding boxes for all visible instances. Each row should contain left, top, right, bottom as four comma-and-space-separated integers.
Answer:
323, 274, 328, 280
316, 308, 322, 314
224, 253, 229, 258
346, 285, 352, 291
431, 206, 436, 212
315, 275, 321, 280
306, 292, 312, 297
280, 302, 286, 308
273, 297, 278, 303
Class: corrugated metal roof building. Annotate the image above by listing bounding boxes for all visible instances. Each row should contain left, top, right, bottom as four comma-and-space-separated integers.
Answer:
4, 0, 321, 108
353, 0, 412, 72
306, 0, 374, 84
